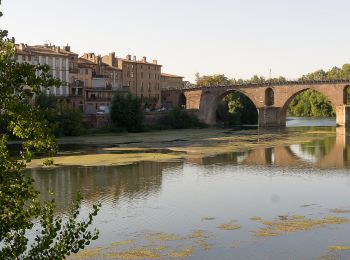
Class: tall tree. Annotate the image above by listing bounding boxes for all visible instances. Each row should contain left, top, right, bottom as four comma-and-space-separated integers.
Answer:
0, 3, 100, 259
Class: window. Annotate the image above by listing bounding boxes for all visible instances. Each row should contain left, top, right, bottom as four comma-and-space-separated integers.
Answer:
85, 69, 88, 75
141, 72, 143, 78
265, 88, 274, 106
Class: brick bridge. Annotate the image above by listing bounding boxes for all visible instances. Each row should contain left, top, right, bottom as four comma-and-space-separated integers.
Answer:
165, 80, 350, 127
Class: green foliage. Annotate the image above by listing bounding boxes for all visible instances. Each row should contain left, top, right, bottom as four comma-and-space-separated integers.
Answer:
36, 93, 85, 136
288, 64, 350, 117
111, 92, 144, 132
0, 4, 100, 259
287, 89, 335, 117
157, 108, 205, 130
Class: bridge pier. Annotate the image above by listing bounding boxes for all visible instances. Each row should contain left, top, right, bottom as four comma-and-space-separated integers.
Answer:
258, 107, 284, 127
336, 106, 350, 127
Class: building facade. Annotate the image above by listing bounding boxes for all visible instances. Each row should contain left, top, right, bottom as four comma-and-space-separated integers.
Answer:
116, 55, 162, 108
15, 43, 184, 118
161, 73, 184, 90
15, 43, 74, 97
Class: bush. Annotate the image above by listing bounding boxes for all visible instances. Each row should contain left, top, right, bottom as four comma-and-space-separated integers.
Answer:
156, 108, 206, 130
110, 92, 144, 132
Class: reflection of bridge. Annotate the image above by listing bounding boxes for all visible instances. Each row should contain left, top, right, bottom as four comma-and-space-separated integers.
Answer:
193, 128, 349, 169
172, 80, 350, 127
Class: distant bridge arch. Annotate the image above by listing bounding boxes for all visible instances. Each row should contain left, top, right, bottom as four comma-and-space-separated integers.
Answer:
182, 80, 350, 127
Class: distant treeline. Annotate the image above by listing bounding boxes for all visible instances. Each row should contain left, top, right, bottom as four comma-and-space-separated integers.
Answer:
195, 64, 350, 125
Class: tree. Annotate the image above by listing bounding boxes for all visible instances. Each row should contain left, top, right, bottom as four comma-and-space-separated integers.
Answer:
111, 92, 144, 132
36, 93, 85, 137
0, 3, 100, 259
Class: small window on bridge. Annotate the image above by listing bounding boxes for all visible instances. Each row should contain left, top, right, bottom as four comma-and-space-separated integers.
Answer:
265, 88, 274, 106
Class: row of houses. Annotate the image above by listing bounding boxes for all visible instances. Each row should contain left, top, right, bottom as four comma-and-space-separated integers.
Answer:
15, 43, 184, 115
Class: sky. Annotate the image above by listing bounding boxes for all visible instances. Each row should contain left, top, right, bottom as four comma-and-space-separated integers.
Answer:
2, 0, 350, 82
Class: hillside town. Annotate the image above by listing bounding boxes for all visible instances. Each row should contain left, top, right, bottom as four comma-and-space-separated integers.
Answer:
15, 43, 185, 117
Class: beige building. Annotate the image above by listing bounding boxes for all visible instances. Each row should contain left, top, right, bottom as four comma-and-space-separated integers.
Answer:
117, 55, 162, 108
161, 73, 184, 90
14, 43, 86, 111
80, 53, 123, 114
15, 43, 76, 97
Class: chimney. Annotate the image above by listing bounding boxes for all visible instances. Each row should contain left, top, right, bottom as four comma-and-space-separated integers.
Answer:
133, 55, 136, 61
126, 54, 131, 60
64, 45, 71, 52
97, 55, 102, 65
55, 46, 60, 53
142, 56, 147, 63
108, 52, 115, 66
153, 60, 158, 65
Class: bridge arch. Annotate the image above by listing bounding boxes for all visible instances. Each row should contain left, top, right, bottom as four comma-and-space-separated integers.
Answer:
278, 87, 336, 124
198, 89, 259, 126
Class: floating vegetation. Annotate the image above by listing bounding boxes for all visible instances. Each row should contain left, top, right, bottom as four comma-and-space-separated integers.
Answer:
201, 217, 215, 221
254, 216, 348, 237
291, 215, 305, 220
105, 249, 162, 259
145, 232, 181, 242
111, 240, 135, 247
330, 208, 350, 214
70, 247, 104, 259
217, 221, 241, 231
328, 245, 350, 251
168, 247, 195, 258
250, 217, 262, 221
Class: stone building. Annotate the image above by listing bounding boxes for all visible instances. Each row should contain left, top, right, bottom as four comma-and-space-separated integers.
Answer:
161, 73, 184, 90
116, 54, 162, 108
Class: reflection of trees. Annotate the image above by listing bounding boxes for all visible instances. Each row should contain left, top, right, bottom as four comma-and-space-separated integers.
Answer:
199, 151, 249, 166
27, 161, 182, 213
296, 136, 335, 160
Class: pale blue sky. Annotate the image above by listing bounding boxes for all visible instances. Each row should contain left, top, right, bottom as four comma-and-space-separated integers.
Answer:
2, 0, 350, 82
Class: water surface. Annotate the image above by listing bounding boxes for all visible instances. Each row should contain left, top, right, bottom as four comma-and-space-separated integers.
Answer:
27, 118, 350, 260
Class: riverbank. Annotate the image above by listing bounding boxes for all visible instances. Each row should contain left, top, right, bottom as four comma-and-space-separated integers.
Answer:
27, 127, 337, 169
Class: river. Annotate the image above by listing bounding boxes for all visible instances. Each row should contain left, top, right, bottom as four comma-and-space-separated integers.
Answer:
26, 117, 350, 260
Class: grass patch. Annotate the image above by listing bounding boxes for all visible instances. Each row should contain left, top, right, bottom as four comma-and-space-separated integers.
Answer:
254, 216, 348, 237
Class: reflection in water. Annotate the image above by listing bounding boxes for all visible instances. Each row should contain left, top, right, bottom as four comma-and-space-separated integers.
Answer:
25, 125, 350, 260
28, 161, 182, 212
199, 128, 350, 169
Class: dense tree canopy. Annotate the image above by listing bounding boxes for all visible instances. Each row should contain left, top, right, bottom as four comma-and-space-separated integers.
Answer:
36, 93, 85, 136
0, 3, 100, 258
111, 92, 144, 132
